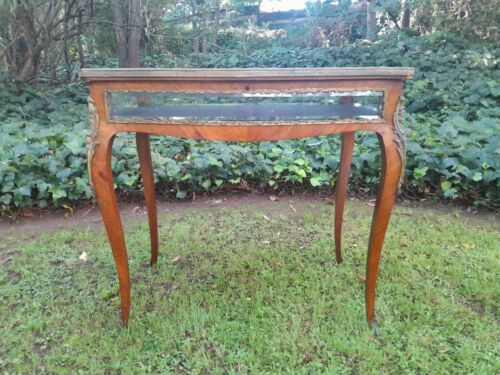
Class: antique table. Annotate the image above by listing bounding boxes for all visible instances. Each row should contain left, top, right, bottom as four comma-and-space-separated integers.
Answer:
80, 67, 413, 327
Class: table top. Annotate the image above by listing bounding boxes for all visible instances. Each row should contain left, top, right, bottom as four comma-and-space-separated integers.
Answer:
80, 67, 414, 81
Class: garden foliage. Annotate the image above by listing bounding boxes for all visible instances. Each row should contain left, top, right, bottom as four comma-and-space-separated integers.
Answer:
0, 33, 499, 210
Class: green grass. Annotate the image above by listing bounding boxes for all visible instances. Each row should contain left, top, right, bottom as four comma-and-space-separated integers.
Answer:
0, 201, 499, 374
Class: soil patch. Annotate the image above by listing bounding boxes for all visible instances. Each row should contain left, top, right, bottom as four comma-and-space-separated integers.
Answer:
0, 191, 498, 241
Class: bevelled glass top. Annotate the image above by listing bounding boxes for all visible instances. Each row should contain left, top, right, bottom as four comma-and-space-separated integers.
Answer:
107, 90, 384, 124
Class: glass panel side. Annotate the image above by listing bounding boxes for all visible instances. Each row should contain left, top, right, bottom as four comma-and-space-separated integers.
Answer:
107, 91, 384, 123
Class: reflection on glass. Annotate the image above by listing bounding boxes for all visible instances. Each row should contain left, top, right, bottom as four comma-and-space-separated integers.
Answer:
107, 91, 384, 123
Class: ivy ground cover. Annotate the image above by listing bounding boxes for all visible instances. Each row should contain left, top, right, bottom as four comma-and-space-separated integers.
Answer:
0, 33, 499, 210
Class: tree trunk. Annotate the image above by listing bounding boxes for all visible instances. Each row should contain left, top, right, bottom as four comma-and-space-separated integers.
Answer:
401, 0, 411, 29
48, 47, 63, 83
111, 0, 127, 67
63, 2, 72, 81
77, 6, 85, 69
210, 1, 221, 51
127, 0, 142, 67
2, 1, 88, 83
192, 20, 200, 54
77, 31, 85, 68
8, 4, 41, 82
366, 0, 377, 41
201, 9, 208, 54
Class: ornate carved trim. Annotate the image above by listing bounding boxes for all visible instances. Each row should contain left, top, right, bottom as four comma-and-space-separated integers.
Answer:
86, 96, 100, 188
393, 97, 406, 189
104, 87, 387, 95
107, 116, 386, 127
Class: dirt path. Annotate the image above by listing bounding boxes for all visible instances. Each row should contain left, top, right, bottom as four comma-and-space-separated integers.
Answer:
1, 192, 498, 240
0, 192, 319, 238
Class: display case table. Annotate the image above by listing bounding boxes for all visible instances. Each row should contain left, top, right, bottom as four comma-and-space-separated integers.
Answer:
80, 67, 413, 327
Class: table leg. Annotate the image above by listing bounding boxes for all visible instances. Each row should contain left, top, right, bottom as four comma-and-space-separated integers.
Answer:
136, 133, 159, 266
365, 131, 402, 327
334, 132, 355, 264
91, 133, 131, 325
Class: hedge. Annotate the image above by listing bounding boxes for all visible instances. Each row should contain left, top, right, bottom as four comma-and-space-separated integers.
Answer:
0, 32, 498, 210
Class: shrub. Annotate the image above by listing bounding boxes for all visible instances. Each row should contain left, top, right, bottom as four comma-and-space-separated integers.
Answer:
0, 33, 498, 210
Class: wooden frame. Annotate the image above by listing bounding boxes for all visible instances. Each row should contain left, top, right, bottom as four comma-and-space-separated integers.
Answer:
80, 67, 413, 328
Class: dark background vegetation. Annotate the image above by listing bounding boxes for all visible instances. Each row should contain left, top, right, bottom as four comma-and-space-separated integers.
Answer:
0, 0, 499, 211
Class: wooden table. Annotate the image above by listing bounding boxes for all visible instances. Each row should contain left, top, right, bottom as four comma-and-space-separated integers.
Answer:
80, 67, 413, 327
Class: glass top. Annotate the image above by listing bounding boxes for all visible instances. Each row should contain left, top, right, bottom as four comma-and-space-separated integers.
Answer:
107, 90, 384, 124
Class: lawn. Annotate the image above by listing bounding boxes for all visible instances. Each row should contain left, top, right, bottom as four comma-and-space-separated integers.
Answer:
0, 199, 498, 374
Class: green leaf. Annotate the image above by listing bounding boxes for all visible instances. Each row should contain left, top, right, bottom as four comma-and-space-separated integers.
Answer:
208, 156, 222, 167
64, 139, 84, 154
294, 167, 307, 178
480, 99, 490, 108
36, 181, 50, 193
17, 186, 32, 196
443, 188, 457, 199
201, 179, 211, 190
181, 173, 192, 181
440, 181, 452, 191
0, 193, 12, 205
176, 190, 187, 199
437, 122, 458, 139
310, 176, 322, 187
166, 160, 181, 177
442, 157, 458, 169
56, 168, 72, 179
274, 164, 286, 173
413, 167, 428, 179
14, 144, 30, 156
228, 55, 239, 66
50, 188, 67, 201
116, 172, 131, 185
490, 85, 500, 97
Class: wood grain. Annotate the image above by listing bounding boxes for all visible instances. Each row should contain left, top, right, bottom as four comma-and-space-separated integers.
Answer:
80, 67, 414, 80
334, 132, 355, 264
136, 133, 159, 266
90, 129, 131, 325
366, 130, 402, 327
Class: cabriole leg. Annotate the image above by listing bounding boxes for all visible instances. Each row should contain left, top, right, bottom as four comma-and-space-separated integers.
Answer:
91, 133, 131, 325
334, 132, 355, 264
365, 130, 402, 328
136, 133, 159, 266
